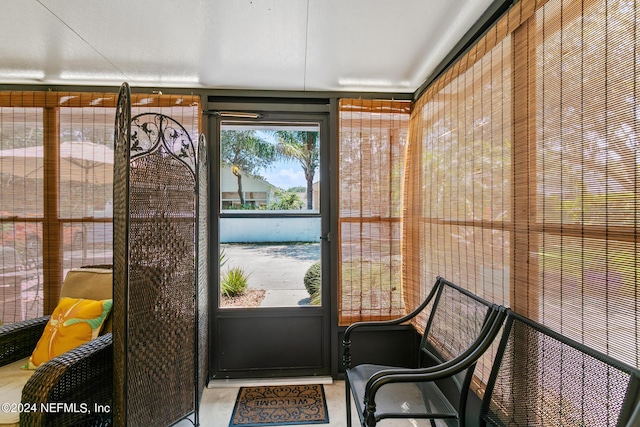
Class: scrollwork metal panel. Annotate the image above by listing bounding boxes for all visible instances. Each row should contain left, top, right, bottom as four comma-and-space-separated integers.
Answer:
113, 103, 199, 427
127, 112, 196, 426
113, 82, 131, 427
196, 133, 209, 417
130, 113, 197, 175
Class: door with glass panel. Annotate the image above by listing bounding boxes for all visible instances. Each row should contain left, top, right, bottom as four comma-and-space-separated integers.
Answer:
211, 112, 330, 379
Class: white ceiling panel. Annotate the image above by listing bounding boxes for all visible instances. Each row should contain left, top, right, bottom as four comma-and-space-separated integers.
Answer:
200, 0, 309, 90
37, 0, 207, 86
305, 0, 496, 91
1, 0, 124, 83
0, 0, 499, 92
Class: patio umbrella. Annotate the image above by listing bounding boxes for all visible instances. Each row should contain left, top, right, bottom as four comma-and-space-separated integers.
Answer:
0, 140, 114, 261
0, 141, 114, 184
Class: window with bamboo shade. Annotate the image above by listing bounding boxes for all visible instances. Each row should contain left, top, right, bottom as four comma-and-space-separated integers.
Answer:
338, 99, 411, 325
405, 0, 639, 372
0, 91, 200, 324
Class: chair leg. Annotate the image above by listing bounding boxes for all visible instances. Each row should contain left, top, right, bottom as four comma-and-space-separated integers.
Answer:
345, 377, 352, 427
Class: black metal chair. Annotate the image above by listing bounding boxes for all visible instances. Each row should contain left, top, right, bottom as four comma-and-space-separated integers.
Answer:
343, 276, 507, 427
480, 311, 640, 427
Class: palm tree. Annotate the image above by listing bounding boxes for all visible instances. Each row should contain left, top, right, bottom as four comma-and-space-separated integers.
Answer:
275, 131, 319, 209
220, 130, 277, 206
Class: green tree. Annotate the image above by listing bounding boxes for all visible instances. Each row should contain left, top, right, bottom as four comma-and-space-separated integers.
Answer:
268, 189, 303, 210
275, 131, 319, 210
220, 130, 277, 206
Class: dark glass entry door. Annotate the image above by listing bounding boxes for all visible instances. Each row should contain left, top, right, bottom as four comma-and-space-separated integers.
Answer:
210, 112, 330, 379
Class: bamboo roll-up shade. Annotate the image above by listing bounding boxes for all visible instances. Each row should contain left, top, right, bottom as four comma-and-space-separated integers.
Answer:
338, 99, 411, 325
0, 90, 200, 323
530, 0, 639, 368
404, 35, 512, 320
406, 0, 639, 370
0, 91, 201, 108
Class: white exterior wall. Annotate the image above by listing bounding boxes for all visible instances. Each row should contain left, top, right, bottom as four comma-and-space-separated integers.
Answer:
220, 213, 320, 243
220, 167, 276, 207
220, 167, 275, 193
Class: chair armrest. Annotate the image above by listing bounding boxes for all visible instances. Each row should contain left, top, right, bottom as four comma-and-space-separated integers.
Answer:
343, 280, 441, 342
364, 307, 506, 405
625, 399, 640, 427
342, 279, 443, 370
20, 333, 113, 427
0, 316, 49, 366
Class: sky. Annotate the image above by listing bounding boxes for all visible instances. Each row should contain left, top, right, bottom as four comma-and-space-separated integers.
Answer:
228, 129, 316, 190
258, 159, 307, 190
254, 130, 311, 190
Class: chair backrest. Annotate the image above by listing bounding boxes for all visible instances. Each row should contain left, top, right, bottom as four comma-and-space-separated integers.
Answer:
59, 267, 112, 300
481, 311, 640, 427
59, 267, 113, 333
421, 277, 495, 366
418, 277, 499, 416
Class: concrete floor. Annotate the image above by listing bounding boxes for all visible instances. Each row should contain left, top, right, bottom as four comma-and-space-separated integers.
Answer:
198, 244, 437, 426
194, 380, 358, 427
173, 379, 440, 427
220, 243, 320, 307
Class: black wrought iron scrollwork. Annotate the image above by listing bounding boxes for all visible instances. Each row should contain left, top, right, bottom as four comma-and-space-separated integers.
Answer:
195, 132, 208, 427
114, 83, 131, 162
113, 86, 201, 427
112, 82, 131, 427
197, 133, 207, 189
130, 113, 197, 176
113, 82, 131, 242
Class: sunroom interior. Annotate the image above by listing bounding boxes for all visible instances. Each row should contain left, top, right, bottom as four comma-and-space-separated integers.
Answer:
1, 0, 639, 426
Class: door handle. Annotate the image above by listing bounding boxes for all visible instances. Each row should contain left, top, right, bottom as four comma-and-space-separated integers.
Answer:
319, 233, 331, 242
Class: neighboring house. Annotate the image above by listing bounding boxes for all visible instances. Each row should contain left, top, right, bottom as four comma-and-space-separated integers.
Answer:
220, 166, 277, 209
219, 167, 320, 243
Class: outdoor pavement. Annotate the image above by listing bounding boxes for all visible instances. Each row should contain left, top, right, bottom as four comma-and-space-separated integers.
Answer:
220, 243, 320, 307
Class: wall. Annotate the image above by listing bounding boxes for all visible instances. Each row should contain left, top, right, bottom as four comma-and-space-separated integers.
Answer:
220, 213, 320, 243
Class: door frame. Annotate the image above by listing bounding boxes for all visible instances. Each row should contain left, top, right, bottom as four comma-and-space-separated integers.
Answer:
207, 101, 334, 380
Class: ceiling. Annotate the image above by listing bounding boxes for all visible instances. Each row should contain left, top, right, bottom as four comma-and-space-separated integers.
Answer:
1, 0, 497, 93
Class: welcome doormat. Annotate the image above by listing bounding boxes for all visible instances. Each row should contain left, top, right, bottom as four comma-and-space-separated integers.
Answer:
230, 384, 329, 426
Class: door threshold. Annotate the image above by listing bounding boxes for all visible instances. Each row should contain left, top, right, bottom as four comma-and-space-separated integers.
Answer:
208, 376, 333, 388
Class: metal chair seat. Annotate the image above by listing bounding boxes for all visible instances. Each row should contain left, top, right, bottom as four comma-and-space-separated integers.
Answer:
343, 277, 507, 427
348, 363, 458, 423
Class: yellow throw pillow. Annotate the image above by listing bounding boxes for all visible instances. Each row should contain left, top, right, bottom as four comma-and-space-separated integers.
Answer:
23, 297, 113, 369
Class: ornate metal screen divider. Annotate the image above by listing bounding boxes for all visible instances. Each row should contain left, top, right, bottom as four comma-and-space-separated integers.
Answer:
196, 133, 209, 407
113, 83, 207, 427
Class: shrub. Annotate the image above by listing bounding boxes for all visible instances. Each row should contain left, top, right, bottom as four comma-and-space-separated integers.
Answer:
304, 262, 321, 305
219, 248, 227, 269
221, 267, 250, 297
309, 288, 321, 305
268, 190, 303, 210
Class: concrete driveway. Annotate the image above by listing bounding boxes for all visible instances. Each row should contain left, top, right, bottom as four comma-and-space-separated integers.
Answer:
220, 243, 320, 307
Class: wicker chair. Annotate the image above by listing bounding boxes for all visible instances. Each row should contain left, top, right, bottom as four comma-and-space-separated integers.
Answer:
0, 267, 113, 427
343, 276, 507, 427
480, 311, 640, 427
